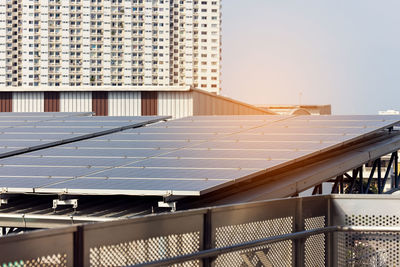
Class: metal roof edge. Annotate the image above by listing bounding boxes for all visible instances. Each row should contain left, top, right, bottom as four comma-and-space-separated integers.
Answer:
190, 88, 278, 115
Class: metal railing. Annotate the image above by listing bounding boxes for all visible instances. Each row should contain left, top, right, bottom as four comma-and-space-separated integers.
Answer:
134, 226, 400, 267
1, 194, 400, 266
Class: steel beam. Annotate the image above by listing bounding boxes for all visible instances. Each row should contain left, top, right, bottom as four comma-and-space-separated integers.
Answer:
395, 152, 399, 188
312, 184, 322, 195
359, 167, 363, 194
365, 159, 378, 194
377, 158, 382, 193
381, 152, 395, 192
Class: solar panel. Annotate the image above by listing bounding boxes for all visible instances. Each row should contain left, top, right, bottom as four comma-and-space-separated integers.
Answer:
39, 179, 229, 196
0, 112, 92, 130
0, 114, 169, 159
0, 115, 399, 197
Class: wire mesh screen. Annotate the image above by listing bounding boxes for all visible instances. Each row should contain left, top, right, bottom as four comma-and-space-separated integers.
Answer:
304, 216, 326, 267
337, 214, 400, 266
89, 232, 200, 267
214, 217, 293, 267
1, 254, 68, 267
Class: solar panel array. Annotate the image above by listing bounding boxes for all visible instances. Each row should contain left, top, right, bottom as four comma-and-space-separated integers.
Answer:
0, 113, 169, 158
0, 115, 399, 197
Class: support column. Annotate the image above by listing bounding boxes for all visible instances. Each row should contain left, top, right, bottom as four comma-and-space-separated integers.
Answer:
395, 152, 399, 188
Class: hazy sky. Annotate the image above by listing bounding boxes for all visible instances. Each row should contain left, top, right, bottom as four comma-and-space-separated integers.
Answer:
221, 1, 400, 114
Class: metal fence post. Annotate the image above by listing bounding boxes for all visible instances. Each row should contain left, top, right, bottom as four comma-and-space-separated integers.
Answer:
325, 197, 333, 267
294, 198, 305, 267
74, 225, 84, 267
202, 210, 214, 267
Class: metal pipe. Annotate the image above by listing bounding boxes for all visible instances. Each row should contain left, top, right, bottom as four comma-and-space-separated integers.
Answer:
131, 226, 400, 267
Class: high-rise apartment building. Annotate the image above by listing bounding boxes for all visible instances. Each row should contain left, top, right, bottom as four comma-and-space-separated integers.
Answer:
0, 0, 221, 93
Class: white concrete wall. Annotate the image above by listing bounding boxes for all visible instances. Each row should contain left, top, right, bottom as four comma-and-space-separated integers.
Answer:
60, 91, 92, 112
108, 91, 141, 116
158, 91, 193, 119
13, 92, 44, 112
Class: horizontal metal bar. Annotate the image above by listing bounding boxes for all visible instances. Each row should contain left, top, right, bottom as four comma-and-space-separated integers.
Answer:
131, 226, 400, 267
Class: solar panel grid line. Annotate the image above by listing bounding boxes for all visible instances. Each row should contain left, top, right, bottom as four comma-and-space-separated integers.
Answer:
4, 176, 233, 182
83, 115, 398, 197
0, 162, 263, 171
0, 175, 78, 178
0, 115, 290, 195
37, 178, 233, 194
38, 115, 298, 178
55, 147, 176, 150
154, 156, 290, 161
12, 115, 298, 194
0, 116, 170, 160
37, 188, 202, 196
179, 147, 316, 152
116, 166, 264, 171
0, 112, 93, 132
0, 164, 108, 169
225, 132, 360, 136
43, 140, 337, 149
0, 114, 173, 194
79, 176, 233, 181
19, 155, 146, 159
2, 115, 400, 197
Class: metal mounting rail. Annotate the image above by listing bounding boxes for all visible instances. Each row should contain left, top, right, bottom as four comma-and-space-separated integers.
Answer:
131, 226, 400, 267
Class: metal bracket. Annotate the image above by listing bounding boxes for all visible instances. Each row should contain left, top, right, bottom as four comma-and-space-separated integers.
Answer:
0, 194, 11, 207
158, 201, 177, 212
53, 199, 78, 212
0, 198, 7, 207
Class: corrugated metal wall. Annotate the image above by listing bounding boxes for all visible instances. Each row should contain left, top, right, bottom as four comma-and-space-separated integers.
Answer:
3, 89, 273, 116
92, 91, 108, 116
0, 92, 12, 112
60, 92, 92, 112
158, 91, 193, 119
108, 91, 141, 116
12, 92, 44, 112
141, 91, 158, 116
44, 92, 60, 112
192, 90, 270, 115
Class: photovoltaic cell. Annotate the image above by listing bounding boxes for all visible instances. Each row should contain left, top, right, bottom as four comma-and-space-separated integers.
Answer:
39, 178, 229, 195
0, 115, 399, 197
0, 177, 68, 190
0, 114, 169, 158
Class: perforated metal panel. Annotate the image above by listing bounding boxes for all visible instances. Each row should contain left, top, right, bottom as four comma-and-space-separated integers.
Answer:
1, 254, 67, 267
89, 232, 200, 267
304, 216, 326, 267
337, 214, 400, 266
214, 217, 293, 267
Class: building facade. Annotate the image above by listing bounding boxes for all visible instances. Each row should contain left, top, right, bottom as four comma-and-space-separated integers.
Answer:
0, 0, 221, 93
0, 87, 274, 117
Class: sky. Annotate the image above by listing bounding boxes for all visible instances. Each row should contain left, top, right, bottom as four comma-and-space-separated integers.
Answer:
221, 0, 400, 114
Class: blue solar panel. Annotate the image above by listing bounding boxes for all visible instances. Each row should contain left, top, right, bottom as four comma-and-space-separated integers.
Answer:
0, 114, 169, 158
0, 115, 399, 197
0, 156, 133, 167
40, 178, 231, 194
0, 177, 68, 190
126, 158, 281, 169
82, 168, 256, 180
